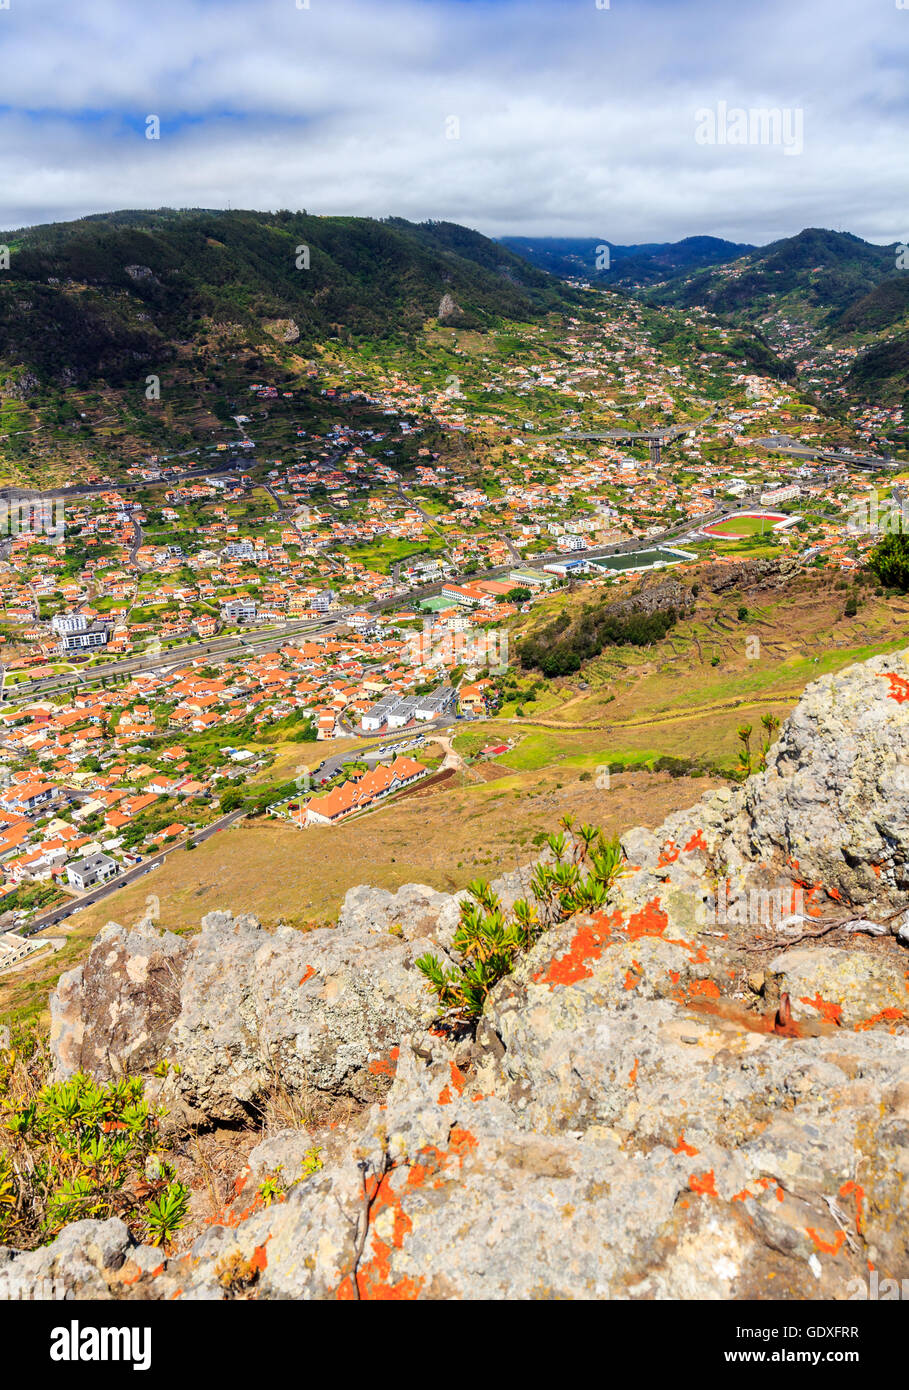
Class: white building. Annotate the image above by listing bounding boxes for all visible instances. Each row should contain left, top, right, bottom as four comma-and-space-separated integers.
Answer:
65, 852, 119, 891
760, 484, 800, 505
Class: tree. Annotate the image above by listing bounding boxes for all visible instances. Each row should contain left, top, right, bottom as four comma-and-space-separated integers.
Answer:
506, 587, 532, 604
869, 533, 909, 593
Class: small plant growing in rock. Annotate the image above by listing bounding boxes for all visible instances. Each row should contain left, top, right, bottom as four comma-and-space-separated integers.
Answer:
757, 712, 781, 771
143, 1180, 190, 1247
736, 723, 753, 777
215, 1248, 263, 1296
300, 1145, 324, 1178
418, 825, 624, 1025
257, 1169, 287, 1208
0, 1028, 187, 1251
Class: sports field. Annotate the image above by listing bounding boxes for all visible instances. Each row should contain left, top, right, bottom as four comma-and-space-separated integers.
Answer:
701, 511, 787, 538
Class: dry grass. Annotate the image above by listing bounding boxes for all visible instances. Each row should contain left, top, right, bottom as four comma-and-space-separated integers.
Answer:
0, 766, 714, 1029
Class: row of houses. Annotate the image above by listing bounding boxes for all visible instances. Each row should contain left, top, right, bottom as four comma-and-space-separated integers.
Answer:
289, 755, 429, 826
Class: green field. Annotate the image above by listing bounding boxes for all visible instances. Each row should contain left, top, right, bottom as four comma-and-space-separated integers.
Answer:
704, 514, 786, 537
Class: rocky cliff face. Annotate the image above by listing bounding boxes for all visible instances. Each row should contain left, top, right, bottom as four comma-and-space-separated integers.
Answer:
4, 649, 909, 1300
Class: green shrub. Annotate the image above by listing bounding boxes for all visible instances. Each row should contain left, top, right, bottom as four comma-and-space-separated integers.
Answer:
518, 604, 679, 677
417, 824, 623, 1025
869, 533, 909, 592
0, 1035, 187, 1251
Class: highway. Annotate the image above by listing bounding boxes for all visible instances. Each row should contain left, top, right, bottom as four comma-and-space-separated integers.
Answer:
754, 436, 898, 471
555, 405, 721, 444
0, 460, 246, 506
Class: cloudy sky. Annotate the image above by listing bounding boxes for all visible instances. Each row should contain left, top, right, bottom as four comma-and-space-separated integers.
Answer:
0, 0, 906, 245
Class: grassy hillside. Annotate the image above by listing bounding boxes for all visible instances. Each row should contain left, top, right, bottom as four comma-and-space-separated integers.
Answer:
0, 209, 575, 391
647, 228, 896, 322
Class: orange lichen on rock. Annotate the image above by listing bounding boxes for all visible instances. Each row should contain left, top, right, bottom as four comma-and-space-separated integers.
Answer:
800, 993, 843, 1026
690, 1170, 718, 1198
683, 829, 708, 853
854, 1009, 905, 1032
673, 1135, 699, 1157
623, 898, 671, 942
368, 1046, 400, 1076
535, 897, 696, 990
534, 914, 617, 987
840, 1181, 865, 1233
299, 965, 316, 985
880, 672, 909, 703
805, 1227, 846, 1257
437, 1067, 466, 1104
448, 1061, 467, 1095
338, 1127, 480, 1300
337, 1166, 423, 1301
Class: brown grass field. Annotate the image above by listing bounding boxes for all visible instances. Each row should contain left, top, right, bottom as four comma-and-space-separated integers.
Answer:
0, 765, 716, 1028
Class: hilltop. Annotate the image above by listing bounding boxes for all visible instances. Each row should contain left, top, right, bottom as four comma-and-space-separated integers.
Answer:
498, 234, 754, 286
645, 228, 896, 320
639, 228, 908, 408
0, 209, 577, 479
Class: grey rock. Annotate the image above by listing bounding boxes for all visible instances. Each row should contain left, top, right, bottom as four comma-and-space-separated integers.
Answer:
50, 921, 190, 1081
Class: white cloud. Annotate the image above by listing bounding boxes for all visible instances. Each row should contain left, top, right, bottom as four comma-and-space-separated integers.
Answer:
0, 0, 905, 243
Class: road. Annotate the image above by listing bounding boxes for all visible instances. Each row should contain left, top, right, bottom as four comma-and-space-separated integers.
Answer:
4, 617, 336, 698
753, 436, 898, 471
19, 806, 249, 935
128, 514, 144, 566
0, 460, 247, 506
555, 405, 721, 444
5, 487, 778, 700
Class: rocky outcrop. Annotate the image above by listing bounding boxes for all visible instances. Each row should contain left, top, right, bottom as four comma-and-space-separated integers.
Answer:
24, 648, 909, 1298
702, 555, 800, 592
437, 293, 462, 322
50, 921, 190, 1081
124, 264, 160, 286
609, 576, 695, 621
721, 649, 909, 904
52, 896, 457, 1123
